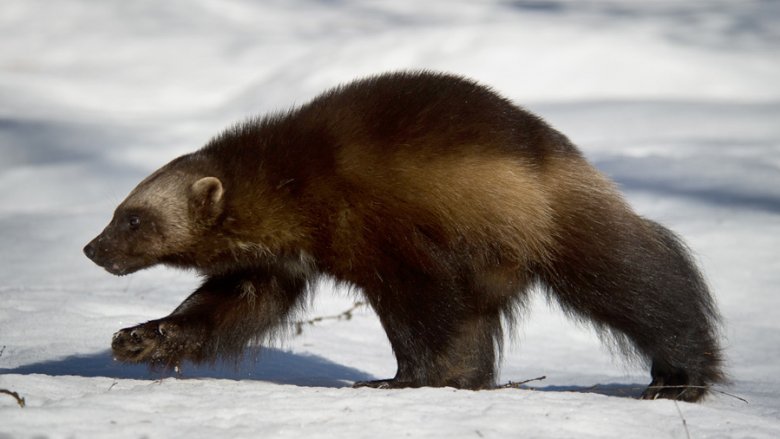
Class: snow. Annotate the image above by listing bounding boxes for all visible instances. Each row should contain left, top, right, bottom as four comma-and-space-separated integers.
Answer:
1, 0, 779, 437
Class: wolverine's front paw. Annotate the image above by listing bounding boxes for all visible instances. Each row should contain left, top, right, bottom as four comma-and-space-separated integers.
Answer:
111, 319, 205, 366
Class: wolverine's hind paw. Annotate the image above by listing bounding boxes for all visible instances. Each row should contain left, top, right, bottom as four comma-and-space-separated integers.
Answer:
640, 381, 708, 402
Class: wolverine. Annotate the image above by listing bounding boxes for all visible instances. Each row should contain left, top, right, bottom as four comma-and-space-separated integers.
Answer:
84, 71, 723, 401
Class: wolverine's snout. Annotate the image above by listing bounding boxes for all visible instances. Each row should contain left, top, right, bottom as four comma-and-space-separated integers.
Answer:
83, 232, 148, 276
83, 235, 108, 268
83, 234, 123, 275
83, 241, 97, 260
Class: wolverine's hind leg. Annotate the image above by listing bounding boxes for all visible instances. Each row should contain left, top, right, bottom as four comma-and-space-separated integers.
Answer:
635, 221, 725, 401
543, 216, 724, 402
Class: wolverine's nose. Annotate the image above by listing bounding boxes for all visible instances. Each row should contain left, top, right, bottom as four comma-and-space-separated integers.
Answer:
83, 242, 96, 260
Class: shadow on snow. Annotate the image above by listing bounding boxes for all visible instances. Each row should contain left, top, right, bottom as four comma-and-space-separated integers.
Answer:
0, 348, 375, 388
505, 0, 780, 51
525, 383, 646, 399
0, 352, 649, 398
595, 154, 780, 215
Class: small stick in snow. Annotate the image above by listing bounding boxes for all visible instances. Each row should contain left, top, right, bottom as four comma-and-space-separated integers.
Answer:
674, 400, 692, 439
0, 345, 5, 359
0, 389, 26, 408
294, 302, 367, 335
498, 376, 547, 389
645, 385, 749, 404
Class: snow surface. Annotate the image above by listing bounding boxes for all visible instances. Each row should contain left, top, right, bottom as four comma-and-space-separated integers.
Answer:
2, 0, 780, 437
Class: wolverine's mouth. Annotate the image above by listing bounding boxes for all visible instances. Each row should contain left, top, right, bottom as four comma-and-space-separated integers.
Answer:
91, 257, 146, 276
105, 262, 130, 276
84, 242, 149, 276
103, 260, 148, 276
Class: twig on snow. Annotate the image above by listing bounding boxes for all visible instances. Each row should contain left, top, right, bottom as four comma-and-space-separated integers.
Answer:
294, 302, 366, 335
0, 347, 25, 408
498, 376, 547, 389
645, 385, 749, 404
0, 389, 26, 408
674, 400, 692, 439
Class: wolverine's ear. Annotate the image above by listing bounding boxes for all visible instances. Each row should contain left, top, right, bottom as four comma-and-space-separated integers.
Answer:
190, 176, 224, 217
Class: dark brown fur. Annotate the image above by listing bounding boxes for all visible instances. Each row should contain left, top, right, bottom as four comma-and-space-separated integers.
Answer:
84, 71, 724, 401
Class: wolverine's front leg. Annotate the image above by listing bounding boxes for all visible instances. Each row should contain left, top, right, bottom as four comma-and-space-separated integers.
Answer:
110, 315, 208, 366
111, 270, 308, 368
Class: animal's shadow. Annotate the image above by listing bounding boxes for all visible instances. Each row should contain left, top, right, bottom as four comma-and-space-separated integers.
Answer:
523, 383, 646, 399
0, 348, 375, 388
1, 349, 647, 398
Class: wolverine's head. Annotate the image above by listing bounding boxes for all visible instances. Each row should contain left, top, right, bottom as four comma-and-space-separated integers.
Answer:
84, 157, 224, 276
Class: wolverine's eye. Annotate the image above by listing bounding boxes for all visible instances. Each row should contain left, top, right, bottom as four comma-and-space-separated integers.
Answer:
128, 215, 141, 230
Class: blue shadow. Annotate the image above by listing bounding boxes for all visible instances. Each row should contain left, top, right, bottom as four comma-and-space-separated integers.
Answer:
0, 348, 376, 388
